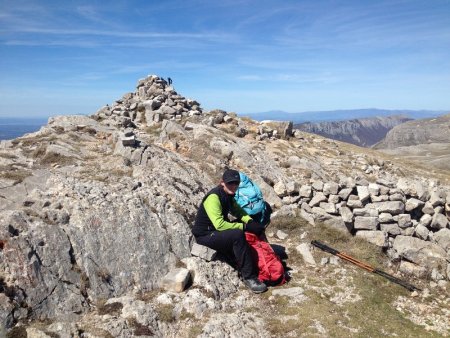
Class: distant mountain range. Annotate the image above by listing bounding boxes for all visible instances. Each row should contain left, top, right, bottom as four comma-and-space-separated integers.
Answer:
240, 108, 448, 123
294, 115, 412, 147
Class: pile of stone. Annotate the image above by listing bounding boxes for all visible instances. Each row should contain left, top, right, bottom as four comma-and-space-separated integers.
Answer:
92, 75, 203, 128
274, 177, 450, 281
256, 121, 293, 140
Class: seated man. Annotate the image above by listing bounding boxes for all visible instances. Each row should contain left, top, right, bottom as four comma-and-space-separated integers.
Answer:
191, 169, 267, 293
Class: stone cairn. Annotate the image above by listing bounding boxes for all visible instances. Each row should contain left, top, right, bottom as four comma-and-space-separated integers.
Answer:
92, 75, 293, 145
274, 176, 450, 281
93, 75, 203, 128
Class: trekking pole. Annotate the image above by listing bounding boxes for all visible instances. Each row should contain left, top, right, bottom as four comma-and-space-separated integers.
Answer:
311, 240, 421, 292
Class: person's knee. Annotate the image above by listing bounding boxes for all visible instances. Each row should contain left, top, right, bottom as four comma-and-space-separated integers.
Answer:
227, 228, 245, 243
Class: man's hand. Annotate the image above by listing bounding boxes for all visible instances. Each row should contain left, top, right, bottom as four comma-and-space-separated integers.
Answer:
245, 220, 264, 236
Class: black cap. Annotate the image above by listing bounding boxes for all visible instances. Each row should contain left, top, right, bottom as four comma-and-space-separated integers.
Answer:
222, 169, 240, 184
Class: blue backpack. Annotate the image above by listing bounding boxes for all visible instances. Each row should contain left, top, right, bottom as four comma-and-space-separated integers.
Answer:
235, 172, 272, 226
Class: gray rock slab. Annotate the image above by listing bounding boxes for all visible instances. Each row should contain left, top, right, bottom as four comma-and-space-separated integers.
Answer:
389, 193, 405, 202
419, 214, 433, 227
366, 201, 405, 215
312, 180, 324, 191
415, 224, 430, 240
398, 214, 412, 228
338, 188, 353, 200
299, 185, 312, 197
368, 183, 380, 196
357, 186, 370, 203
405, 198, 425, 212
285, 181, 299, 195
353, 208, 378, 217
354, 216, 379, 230
376, 178, 396, 188
380, 223, 402, 236
400, 227, 415, 236
161, 268, 191, 292
319, 202, 337, 214
346, 196, 363, 208
371, 195, 389, 202
393, 235, 447, 270
274, 181, 287, 197
355, 230, 387, 247
309, 192, 327, 207
432, 228, 450, 251
328, 194, 340, 204
295, 243, 316, 266
429, 191, 445, 207
430, 213, 448, 230
182, 257, 240, 300
191, 242, 217, 261
323, 182, 339, 196
399, 261, 427, 278
379, 212, 394, 223
422, 202, 435, 215
339, 206, 353, 223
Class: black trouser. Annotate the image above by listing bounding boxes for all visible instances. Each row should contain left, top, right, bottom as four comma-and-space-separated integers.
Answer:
195, 229, 256, 279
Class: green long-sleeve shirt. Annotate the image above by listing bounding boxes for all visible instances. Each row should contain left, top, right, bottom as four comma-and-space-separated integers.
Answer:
192, 185, 252, 237
203, 193, 252, 231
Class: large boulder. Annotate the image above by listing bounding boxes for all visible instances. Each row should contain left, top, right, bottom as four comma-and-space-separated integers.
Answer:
432, 228, 450, 251
260, 120, 293, 139
393, 236, 447, 275
430, 213, 449, 230
354, 216, 378, 230
355, 230, 387, 247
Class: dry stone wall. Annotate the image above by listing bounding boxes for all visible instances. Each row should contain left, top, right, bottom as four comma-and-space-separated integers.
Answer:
280, 176, 450, 280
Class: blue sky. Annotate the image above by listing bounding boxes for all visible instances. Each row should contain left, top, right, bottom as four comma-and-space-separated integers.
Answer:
1, 0, 450, 118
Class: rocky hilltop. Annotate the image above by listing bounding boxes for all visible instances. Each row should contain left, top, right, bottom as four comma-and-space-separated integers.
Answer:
1, 76, 449, 337
294, 115, 411, 147
374, 113, 450, 148
374, 113, 450, 171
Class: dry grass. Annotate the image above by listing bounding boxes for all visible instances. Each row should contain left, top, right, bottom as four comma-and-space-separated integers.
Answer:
109, 167, 133, 178
135, 289, 161, 303
97, 302, 123, 316
5, 326, 27, 338
155, 303, 175, 323
0, 167, 32, 184
127, 317, 154, 336
188, 325, 203, 338
12, 134, 58, 147
40, 152, 77, 166
144, 123, 162, 136
0, 152, 17, 159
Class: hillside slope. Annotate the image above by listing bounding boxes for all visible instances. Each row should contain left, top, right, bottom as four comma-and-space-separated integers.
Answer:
0, 76, 449, 337
294, 115, 411, 147
374, 114, 450, 148
374, 114, 450, 171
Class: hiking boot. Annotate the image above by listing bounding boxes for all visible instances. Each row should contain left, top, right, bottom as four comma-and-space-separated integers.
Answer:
243, 278, 268, 293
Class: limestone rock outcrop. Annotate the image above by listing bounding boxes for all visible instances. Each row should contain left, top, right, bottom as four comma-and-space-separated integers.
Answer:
295, 115, 411, 147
